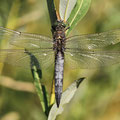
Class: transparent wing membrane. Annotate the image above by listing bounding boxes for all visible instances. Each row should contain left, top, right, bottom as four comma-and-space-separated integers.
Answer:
66, 29, 120, 50
0, 49, 54, 70
0, 26, 55, 70
65, 49, 120, 69
1, 26, 120, 71
0, 27, 53, 49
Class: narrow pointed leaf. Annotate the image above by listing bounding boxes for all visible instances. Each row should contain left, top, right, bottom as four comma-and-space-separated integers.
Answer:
46, 0, 57, 27
59, 0, 77, 21
26, 50, 49, 116
48, 78, 85, 120
66, 0, 91, 35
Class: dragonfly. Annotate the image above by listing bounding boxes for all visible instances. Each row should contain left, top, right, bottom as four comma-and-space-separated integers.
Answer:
0, 22, 120, 107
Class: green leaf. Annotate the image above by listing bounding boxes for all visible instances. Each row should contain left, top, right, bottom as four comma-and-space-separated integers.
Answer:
66, 0, 91, 35
48, 78, 85, 120
59, 0, 77, 21
46, 0, 57, 27
26, 50, 49, 116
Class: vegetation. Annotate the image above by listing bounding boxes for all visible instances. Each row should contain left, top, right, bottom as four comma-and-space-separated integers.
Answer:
0, 0, 120, 120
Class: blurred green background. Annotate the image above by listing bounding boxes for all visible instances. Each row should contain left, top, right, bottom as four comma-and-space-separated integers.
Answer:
0, 0, 120, 120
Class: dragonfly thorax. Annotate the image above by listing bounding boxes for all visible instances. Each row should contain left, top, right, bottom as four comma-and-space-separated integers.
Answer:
53, 21, 66, 52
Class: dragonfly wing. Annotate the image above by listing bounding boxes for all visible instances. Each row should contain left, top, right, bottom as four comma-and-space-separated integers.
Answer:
66, 29, 120, 50
0, 48, 54, 70
0, 27, 53, 49
65, 49, 120, 69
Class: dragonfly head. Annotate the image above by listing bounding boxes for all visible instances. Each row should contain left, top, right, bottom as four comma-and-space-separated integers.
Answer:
52, 20, 66, 32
